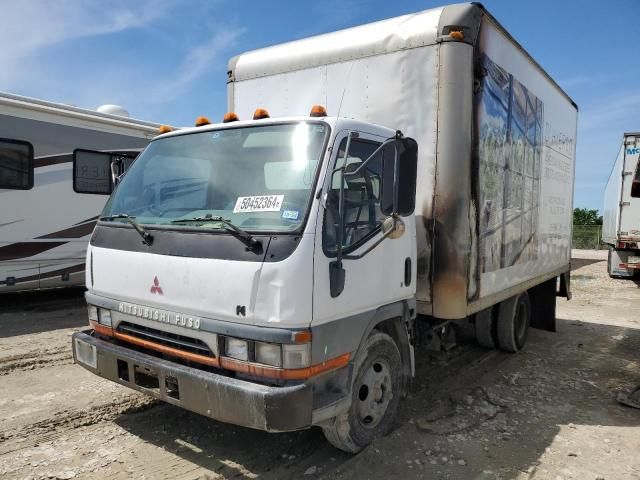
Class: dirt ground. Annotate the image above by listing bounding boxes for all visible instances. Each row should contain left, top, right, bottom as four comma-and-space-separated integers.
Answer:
1, 250, 639, 480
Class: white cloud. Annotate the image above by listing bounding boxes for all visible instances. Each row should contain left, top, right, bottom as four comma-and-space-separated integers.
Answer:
558, 75, 594, 88
151, 27, 245, 100
0, 0, 174, 88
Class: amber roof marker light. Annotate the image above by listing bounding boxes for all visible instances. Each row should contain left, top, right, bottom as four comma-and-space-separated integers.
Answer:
157, 125, 173, 134
195, 116, 211, 127
253, 108, 270, 120
223, 112, 239, 123
449, 30, 464, 41
310, 105, 328, 117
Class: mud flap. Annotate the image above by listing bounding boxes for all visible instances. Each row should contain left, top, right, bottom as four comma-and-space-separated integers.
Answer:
528, 277, 557, 332
558, 271, 571, 299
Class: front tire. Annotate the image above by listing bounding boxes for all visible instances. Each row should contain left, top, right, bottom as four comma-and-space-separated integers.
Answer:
322, 331, 402, 453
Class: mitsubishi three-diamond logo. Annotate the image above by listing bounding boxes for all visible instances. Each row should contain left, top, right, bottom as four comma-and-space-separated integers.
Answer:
150, 276, 163, 295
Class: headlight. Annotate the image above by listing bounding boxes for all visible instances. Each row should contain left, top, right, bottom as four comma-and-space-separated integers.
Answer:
88, 305, 98, 322
283, 343, 311, 369
255, 342, 282, 367
98, 308, 112, 327
225, 337, 249, 361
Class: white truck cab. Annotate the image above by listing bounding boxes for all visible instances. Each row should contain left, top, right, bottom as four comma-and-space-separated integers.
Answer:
72, 112, 419, 452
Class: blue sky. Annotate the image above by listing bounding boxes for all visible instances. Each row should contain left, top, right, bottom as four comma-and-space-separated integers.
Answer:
1, 0, 639, 211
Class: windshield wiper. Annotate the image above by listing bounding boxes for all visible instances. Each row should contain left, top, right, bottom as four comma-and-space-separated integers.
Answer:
100, 213, 153, 246
171, 215, 262, 253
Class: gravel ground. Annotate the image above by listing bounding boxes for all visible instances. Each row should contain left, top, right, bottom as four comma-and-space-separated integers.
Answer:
0, 250, 639, 479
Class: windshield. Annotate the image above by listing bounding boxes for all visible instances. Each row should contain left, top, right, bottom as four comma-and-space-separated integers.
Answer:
102, 122, 329, 232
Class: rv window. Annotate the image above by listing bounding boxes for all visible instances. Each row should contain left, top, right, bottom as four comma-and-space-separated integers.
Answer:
0, 138, 33, 190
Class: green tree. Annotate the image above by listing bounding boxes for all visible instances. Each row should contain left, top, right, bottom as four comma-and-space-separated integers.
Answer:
573, 208, 603, 225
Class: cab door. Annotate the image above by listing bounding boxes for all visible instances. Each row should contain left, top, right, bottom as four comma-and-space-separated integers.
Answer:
312, 130, 416, 328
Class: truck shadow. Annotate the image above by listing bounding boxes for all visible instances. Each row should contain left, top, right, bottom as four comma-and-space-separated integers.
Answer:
0, 287, 87, 338
114, 317, 640, 479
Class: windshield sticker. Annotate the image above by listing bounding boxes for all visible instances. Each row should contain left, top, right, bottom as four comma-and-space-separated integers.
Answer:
282, 209, 300, 220
233, 195, 284, 213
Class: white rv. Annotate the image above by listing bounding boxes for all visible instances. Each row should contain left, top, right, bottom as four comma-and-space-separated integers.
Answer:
72, 3, 577, 452
603, 132, 640, 278
0, 93, 161, 293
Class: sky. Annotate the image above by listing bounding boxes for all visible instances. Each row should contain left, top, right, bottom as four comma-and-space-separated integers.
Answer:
1, 0, 639, 211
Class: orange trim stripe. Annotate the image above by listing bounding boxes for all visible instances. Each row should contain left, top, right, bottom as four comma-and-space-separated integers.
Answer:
105, 328, 351, 380
113, 331, 220, 367
90, 320, 114, 338
220, 353, 351, 380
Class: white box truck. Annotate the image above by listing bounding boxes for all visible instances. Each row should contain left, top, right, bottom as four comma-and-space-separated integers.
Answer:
603, 132, 640, 278
0, 92, 161, 292
72, 3, 577, 452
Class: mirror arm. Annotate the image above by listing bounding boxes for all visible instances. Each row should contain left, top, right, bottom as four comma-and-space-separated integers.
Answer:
343, 136, 397, 178
342, 223, 396, 260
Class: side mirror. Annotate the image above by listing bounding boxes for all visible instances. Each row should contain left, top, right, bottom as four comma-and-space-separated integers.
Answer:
73, 149, 113, 194
73, 150, 138, 194
380, 136, 418, 217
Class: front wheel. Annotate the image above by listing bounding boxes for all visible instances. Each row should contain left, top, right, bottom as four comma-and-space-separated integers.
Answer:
322, 331, 402, 453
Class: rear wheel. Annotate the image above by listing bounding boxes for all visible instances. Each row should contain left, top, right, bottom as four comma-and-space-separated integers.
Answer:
497, 293, 531, 353
475, 307, 496, 349
322, 331, 402, 453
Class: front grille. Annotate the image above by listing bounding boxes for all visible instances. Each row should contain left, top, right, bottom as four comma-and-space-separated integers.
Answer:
116, 321, 214, 357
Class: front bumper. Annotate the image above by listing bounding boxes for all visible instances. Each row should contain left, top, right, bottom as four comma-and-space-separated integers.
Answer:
72, 330, 313, 432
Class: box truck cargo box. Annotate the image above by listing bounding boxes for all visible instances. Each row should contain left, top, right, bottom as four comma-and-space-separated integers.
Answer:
603, 133, 640, 278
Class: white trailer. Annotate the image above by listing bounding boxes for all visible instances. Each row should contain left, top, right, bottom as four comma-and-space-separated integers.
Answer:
0, 92, 162, 293
72, 3, 577, 453
603, 132, 640, 278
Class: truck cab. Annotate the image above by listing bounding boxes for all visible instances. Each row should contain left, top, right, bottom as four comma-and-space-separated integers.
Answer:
72, 110, 418, 452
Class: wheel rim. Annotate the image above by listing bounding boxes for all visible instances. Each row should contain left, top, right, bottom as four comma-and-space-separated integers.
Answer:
355, 358, 393, 429
515, 301, 528, 343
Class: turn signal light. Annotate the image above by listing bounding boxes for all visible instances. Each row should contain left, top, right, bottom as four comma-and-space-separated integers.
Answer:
310, 105, 328, 117
195, 116, 211, 127
450, 30, 464, 41
158, 125, 173, 134
292, 330, 312, 344
223, 112, 239, 123
253, 108, 270, 120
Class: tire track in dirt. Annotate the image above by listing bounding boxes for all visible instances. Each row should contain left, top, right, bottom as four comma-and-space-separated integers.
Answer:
0, 347, 72, 376
0, 394, 159, 456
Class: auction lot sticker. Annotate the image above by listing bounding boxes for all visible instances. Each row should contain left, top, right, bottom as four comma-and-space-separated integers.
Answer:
233, 195, 284, 213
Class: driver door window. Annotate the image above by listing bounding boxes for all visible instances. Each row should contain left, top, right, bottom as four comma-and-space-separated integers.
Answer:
323, 137, 390, 254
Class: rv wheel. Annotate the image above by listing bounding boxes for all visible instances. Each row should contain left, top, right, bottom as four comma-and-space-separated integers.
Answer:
497, 293, 531, 353
322, 331, 402, 453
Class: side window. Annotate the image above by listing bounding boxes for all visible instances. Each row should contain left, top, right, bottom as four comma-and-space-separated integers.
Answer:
323, 137, 389, 254
0, 138, 33, 190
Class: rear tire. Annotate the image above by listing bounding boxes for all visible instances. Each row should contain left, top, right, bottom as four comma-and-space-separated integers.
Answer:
497, 293, 531, 353
322, 331, 402, 453
475, 307, 496, 349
